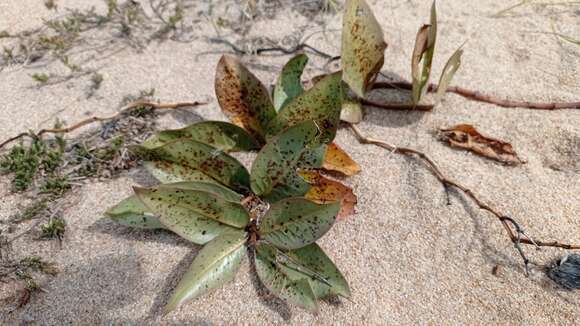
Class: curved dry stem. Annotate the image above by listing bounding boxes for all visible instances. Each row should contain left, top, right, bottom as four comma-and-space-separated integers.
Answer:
0, 101, 206, 150
348, 123, 580, 272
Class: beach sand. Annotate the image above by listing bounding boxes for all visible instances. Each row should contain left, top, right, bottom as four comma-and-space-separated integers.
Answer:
0, 0, 579, 324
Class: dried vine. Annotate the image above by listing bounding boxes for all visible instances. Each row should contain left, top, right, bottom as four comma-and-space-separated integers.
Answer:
348, 123, 580, 274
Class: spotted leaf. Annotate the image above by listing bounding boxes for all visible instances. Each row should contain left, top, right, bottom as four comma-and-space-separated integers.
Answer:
105, 195, 166, 229
251, 121, 326, 202
134, 186, 250, 244
274, 243, 350, 299
268, 72, 343, 144
273, 53, 308, 111
341, 0, 387, 97
259, 197, 339, 250
215, 55, 276, 143
254, 243, 318, 312
141, 121, 260, 152
130, 139, 250, 193
165, 231, 246, 313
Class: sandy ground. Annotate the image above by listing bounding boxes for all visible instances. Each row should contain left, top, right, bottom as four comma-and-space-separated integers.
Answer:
0, 0, 579, 325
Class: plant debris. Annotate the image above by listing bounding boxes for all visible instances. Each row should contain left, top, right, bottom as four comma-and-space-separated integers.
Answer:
438, 124, 524, 165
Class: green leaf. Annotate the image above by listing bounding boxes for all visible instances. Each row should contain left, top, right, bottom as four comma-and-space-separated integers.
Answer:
259, 198, 339, 250
105, 195, 166, 229
254, 243, 318, 312
435, 45, 463, 105
141, 121, 260, 152
341, 0, 387, 97
165, 231, 246, 314
411, 1, 437, 105
130, 139, 250, 193
215, 55, 276, 143
275, 243, 350, 299
268, 72, 343, 144
251, 121, 326, 202
134, 186, 250, 244
106, 182, 243, 230
340, 95, 363, 124
273, 53, 308, 111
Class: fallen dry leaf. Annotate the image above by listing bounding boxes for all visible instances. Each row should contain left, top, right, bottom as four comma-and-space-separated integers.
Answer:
299, 171, 357, 220
439, 124, 523, 165
322, 143, 361, 176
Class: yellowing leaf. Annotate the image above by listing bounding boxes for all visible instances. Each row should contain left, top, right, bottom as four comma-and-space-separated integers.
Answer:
322, 142, 361, 176
215, 55, 276, 143
439, 124, 523, 165
341, 0, 387, 97
299, 171, 357, 220
435, 44, 463, 105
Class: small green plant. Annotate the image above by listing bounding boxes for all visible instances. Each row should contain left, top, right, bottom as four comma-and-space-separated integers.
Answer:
40, 175, 71, 196
12, 199, 49, 223
39, 216, 66, 240
0, 138, 64, 191
32, 73, 50, 83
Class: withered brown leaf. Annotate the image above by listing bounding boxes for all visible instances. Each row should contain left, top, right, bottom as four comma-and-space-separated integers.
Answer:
299, 171, 357, 220
322, 142, 361, 176
439, 124, 523, 165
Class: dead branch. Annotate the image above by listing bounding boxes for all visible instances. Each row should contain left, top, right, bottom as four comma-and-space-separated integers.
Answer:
348, 123, 580, 273
0, 101, 206, 150
373, 81, 580, 110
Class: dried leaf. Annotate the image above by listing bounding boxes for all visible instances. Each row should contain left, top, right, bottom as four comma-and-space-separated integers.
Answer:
251, 121, 326, 202
268, 72, 343, 144
134, 185, 250, 244
165, 231, 246, 313
254, 243, 318, 312
273, 53, 308, 111
411, 1, 437, 105
259, 197, 339, 250
435, 45, 463, 105
341, 0, 387, 97
130, 139, 250, 193
215, 55, 276, 143
275, 243, 351, 299
439, 124, 523, 165
141, 121, 260, 152
322, 142, 361, 176
301, 172, 356, 213
299, 171, 357, 220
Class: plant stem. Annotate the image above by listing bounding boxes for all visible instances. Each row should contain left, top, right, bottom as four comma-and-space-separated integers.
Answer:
348, 123, 580, 272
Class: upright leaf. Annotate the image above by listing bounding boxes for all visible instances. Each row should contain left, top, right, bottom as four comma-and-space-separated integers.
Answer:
105, 195, 166, 229
435, 45, 463, 105
254, 244, 318, 312
276, 243, 351, 299
165, 231, 246, 313
135, 186, 249, 244
411, 1, 437, 105
273, 53, 308, 111
259, 198, 340, 250
251, 121, 326, 202
322, 143, 361, 176
215, 55, 276, 143
268, 72, 343, 144
131, 139, 250, 193
299, 171, 357, 220
341, 0, 387, 97
141, 121, 260, 152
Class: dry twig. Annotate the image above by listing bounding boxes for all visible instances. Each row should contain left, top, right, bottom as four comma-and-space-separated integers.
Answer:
348, 123, 580, 273
373, 81, 580, 110
0, 101, 206, 150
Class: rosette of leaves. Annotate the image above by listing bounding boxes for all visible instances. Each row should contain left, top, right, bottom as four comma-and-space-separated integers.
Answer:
106, 122, 350, 313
